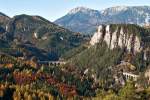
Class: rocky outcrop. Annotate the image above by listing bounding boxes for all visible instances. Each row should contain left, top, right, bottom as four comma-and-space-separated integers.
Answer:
90, 24, 142, 53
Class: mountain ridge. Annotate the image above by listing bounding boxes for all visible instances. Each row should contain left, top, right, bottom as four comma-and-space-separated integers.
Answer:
55, 6, 150, 34
0, 13, 86, 61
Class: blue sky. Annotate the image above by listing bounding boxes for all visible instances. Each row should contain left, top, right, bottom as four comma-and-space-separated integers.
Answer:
0, 0, 150, 21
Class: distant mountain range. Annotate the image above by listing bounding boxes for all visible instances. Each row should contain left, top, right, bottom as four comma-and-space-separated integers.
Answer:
55, 6, 150, 34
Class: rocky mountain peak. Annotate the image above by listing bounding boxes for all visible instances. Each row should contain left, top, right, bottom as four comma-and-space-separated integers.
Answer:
68, 7, 95, 14
101, 6, 128, 15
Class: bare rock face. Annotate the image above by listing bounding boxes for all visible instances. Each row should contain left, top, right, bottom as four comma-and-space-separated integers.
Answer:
90, 26, 103, 45
90, 24, 142, 53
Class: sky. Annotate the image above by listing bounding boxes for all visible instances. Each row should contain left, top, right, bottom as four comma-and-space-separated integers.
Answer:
0, 0, 150, 21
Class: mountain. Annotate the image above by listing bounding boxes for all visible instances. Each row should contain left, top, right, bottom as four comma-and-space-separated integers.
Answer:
0, 13, 10, 47
55, 6, 150, 34
66, 25, 150, 92
0, 14, 86, 61
0, 12, 10, 29
69, 24, 150, 76
55, 7, 102, 34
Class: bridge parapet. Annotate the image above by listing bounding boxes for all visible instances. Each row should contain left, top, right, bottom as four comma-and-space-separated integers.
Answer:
123, 72, 139, 81
38, 61, 66, 66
